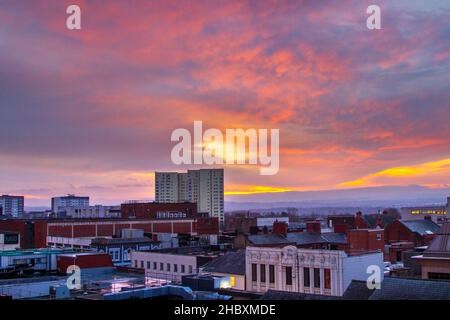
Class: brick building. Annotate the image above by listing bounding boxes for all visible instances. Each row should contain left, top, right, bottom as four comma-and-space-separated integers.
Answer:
0, 216, 219, 249
120, 202, 198, 219
413, 221, 450, 281
384, 219, 440, 247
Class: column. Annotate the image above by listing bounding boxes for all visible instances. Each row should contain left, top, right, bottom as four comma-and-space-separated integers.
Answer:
320, 268, 325, 295
276, 265, 283, 291
256, 263, 261, 292
299, 266, 304, 292
309, 268, 314, 293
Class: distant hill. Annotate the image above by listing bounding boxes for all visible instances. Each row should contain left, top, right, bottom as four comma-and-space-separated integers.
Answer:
225, 185, 450, 211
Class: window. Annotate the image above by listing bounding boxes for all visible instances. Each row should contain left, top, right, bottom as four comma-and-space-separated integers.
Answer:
167, 263, 171, 272
147, 261, 150, 269
252, 264, 257, 282
260, 264, 266, 283
160, 263, 164, 271
174, 264, 178, 272
134, 260, 138, 268
269, 265, 275, 284
140, 260, 144, 268
376, 233, 382, 241
285, 267, 292, 285
153, 262, 157, 270
324, 269, 331, 289
189, 265, 193, 274
181, 265, 185, 273
304, 268, 310, 287
314, 268, 320, 288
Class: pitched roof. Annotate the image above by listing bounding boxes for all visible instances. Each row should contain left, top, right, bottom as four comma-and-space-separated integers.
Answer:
400, 219, 440, 236
368, 277, 450, 300
423, 221, 450, 257
363, 214, 396, 228
247, 234, 293, 246
342, 280, 377, 300
286, 232, 347, 245
202, 250, 246, 275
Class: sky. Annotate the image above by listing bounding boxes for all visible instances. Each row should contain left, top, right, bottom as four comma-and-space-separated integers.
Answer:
1, 0, 450, 206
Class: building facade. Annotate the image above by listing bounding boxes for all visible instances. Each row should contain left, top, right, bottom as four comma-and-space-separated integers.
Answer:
0, 195, 24, 217
58, 205, 121, 218
51, 195, 89, 213
245, 246, 383, 297
131, 247, 219, 283
0, 216, 219, 249
91, 237, 161, 266
0, 231, 20, 251
155, 169, 224, 227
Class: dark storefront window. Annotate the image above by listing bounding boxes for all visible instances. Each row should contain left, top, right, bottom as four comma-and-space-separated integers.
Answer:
269, 265, 275, 284
286, 267, 292, 285
314, 268, 320, 288
252, 264, 257, 282
260, 264, 266, 282
304, 267, 310, 287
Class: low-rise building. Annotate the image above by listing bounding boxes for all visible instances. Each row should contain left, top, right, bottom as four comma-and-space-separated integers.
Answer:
0, 248, 75, 276
57, 205, 121, 219
246, 245, 383, 297
201, 250, 246, 291
131, 246, 225, 283
91, 237, 161, 266
0, 231, 20, 251
413, 221, 450, 281
385, 219, 440, 247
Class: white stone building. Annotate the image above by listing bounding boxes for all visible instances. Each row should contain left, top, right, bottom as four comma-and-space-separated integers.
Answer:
246, 245, 383, 297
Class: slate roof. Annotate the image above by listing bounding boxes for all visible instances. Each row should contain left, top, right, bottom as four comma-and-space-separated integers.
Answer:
202, 250, 246, 275
342, 280, 377, 300
286, 232, 347, 245
423, 221, 450, 257
400, 219, 440, 236
247, 234, 293, 246
368, 277, 450, 300
260, 290, 341, 300
363, 214, 396, 228
261, 277, 450, 300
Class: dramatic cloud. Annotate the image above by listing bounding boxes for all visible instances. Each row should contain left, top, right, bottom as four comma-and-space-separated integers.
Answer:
0, 0, 449, 205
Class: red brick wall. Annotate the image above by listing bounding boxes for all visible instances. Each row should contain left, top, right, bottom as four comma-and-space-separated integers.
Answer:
73, 225, 96, 238
97, 224, 114, 236
57, 253, 113, 273
121, 202, 198, 219
347, 229, 384, 254
172, 222, 192, 234
153, 223, 172, 233
48, 225, 72, 237
194, 217, 219, 235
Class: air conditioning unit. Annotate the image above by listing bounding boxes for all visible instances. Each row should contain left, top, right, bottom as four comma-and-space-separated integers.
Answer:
49, 285, 70, 299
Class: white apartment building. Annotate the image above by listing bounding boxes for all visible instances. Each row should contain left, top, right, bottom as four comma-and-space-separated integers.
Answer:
51, 194, 89, 213
58, 205, 121, 218
155, 169, 224, 226
246, 246, 383, 297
